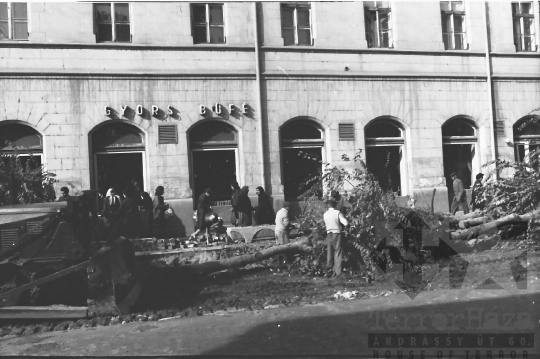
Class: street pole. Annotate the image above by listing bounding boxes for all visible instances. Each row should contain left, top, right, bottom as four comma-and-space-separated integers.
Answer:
253, 1, 267, 189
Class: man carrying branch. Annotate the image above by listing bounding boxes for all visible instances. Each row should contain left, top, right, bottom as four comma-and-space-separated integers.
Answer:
324, 199, 349, 278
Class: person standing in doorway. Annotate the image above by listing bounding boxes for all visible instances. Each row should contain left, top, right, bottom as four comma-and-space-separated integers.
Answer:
236, 186, 253, 227
152, 186, 169, 239
450, 172, 469, 215
57, 187, 70, 202
275, 202, 294, 245
102, 188, 122, 240
230, 181, 242, 226
471, 173, 485, 211
323, 199, 349, 278
254, 186, 275, 225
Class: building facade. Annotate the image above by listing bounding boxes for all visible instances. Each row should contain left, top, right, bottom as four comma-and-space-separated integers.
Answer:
1, 1, 540, 235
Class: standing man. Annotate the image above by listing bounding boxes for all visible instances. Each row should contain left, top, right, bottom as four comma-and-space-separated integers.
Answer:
450, 172, 469, 215
275, 201, 294, 245
471, 173, 485, 211
324, 199, 349, 278
57, 187, 70, 202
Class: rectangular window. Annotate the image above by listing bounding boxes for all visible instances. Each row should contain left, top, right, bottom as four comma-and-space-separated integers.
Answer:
191, 3, 225, 44
0, 2, 28, 41
512, 2, 536, 52
95, 3, 131, 43
364, 1, 392, 48
280, 3, 312, 46
440, 1, 467, 50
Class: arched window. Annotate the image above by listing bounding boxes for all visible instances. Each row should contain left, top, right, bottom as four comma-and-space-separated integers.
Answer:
280, 120, 324, 201
441, 118, 477, 193
0, 123, 43, 168
365, 119, 406, 196
91, 122, 145, 196
513, 116, 540, 164
189, 121, 238, 205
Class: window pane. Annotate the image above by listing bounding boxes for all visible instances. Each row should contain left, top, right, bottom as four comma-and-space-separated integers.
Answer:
297, 29, 311, 45
365, 11, 377, 47
521, 2, 533, 14
192, 4, 206, 24
454, 34, 463, 49
454, 15, 464, 33
209, 26, 224, 43
441, 14, 451, 33
442, 33, 451, 49
523, 17, 534, 36
0, 3, 8, 19
12, 3, 27, 19
524, 36, 533, 51
193, 25, 207, 44
96, 24, 112, 42
282, 28, 295, 46
209, 5, 223, 25
114, 3, 130, 22
379, 12, 389, 31
281, 6, 294, 27
514, 35, 522, 51
511, 3, 520, 14
0, 20, 9, 40
377, 1, 390, 8
513, 18, 522, 37
115, 24, 130, 42
297, 8, 310, 27
13, 21, 28, 40
451, 1, 464, 12
440, 2, 450, 11
96, 3, 112, 22
381, 31, 389, 48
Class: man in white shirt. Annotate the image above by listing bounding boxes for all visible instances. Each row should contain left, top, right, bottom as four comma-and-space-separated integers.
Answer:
275, 201, 292, 244
323, 199, 349, 278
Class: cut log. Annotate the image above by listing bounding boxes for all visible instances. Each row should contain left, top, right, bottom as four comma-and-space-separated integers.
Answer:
182, 237, 313, 276
453, 211, 483, 222
458, 217, 488, 229
451, 210, 540, 240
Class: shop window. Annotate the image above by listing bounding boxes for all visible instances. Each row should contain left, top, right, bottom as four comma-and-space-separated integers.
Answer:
281, 120, 324, 201
364, 1, 392, 48
440, 1, 467, 50
514, 117, 540, 167
365, 119, 405, 196
512, 2, 536, 52
191, 3, 225, 44
94, 3, 131, 43
281, 3, 313, 46
0, 2, 28, 41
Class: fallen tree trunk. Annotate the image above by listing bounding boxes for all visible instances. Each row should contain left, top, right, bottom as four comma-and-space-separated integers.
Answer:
182, 237, 313, 276
451, 210, 540, 240
458, 217, 488, 229
453, 211, 483, 222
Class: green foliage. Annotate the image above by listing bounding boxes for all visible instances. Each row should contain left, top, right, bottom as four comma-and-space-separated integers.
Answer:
0, 148, 57, 205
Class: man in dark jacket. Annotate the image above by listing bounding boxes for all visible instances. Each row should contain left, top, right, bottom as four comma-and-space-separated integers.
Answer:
450, 172, 469, 215
471, 173, 485, 211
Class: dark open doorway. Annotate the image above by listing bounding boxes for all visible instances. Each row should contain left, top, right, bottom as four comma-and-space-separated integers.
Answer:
192, 150, 236, 204
282, 147, 322, 201
443, 144, 472, 205
366, 146, 401, 195
95, 152, 144, 195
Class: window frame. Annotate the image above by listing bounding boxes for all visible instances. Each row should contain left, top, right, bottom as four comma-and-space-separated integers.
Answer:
0, 2, 29, 41
440, 1, 467, 50
364, 1, 393, 49
191, 3, 225, 45
280, 3, 313, 46
94, 2, 131, 43
512, 1, 537, 52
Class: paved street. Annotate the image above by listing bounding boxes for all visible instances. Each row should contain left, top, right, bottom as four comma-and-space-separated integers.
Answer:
1, 279, 538, 357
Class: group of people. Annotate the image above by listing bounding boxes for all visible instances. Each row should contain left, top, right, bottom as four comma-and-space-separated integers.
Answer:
97, 186, 169, 241
450, 172, 486, 215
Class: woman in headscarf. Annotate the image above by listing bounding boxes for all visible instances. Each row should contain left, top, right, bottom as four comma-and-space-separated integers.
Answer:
254, 186, 275, 225
139, 191, 154, 238
236, 186, 253, 227
230, 181, 242, 226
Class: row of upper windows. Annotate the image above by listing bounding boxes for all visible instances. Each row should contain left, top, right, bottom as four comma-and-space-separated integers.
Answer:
0, 2, 538, 52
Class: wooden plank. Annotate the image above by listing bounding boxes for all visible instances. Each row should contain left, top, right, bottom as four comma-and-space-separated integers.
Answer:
0, 261, 89, 304
0, 306, 88, 320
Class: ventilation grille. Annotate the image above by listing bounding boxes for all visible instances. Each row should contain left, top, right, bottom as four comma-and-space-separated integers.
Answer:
496, 121, 505, 137
1, 229, 19, 251
339, 123, 355, 141
27, 221, 43, 235
158, 125, 178, 144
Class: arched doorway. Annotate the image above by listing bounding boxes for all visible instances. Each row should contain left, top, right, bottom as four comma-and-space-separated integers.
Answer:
365, 119, 406, 196
189, 121, 238, 205
513, 116, 540, 165
280, 119, 325, 201
441, 118, 477, 203
0, 123, 43, 165
91, 122, 145, 195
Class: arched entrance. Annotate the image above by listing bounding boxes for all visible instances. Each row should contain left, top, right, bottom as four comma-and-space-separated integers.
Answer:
189, 121, 238, 205
280, 119, 325, 201
513, 116, 540, 165
365, 119, 406, 196
441, 118, 478, 203
91, 122, 145, 195
0, 122, 43, 166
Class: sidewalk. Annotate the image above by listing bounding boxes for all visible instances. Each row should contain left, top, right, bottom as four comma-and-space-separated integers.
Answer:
1, 279, 538, 357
